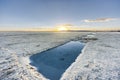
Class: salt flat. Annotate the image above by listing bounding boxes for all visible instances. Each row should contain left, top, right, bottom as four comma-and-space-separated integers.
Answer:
0, 32, 88, 80
0, 32, 120, 80
61, 32, 120, 80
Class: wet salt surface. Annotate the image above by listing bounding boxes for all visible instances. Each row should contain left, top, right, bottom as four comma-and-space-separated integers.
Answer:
30, 41, 84, 80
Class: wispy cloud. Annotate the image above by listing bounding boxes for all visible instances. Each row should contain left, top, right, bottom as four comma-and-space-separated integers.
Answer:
61, 24, 73, 26
83, 18, 117, 23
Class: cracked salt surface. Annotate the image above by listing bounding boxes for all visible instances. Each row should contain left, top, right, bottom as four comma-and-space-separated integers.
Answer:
30, 41, 84, 80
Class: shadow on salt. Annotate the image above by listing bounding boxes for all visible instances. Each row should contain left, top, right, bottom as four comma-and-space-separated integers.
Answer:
30, 41, 84, 80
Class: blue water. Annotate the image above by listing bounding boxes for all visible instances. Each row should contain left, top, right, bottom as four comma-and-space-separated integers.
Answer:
30, 41, 84, 80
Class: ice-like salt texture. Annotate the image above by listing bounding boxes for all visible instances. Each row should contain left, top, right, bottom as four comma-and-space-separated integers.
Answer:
30, 41, 84, 80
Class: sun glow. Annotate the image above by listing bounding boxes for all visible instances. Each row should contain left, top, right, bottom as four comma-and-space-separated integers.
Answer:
57, 27, 68, 31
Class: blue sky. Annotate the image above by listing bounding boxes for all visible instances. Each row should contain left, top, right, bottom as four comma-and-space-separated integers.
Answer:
0, 0, 120, 30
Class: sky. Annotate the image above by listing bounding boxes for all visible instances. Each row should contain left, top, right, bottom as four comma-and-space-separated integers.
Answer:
0, 0, 120, 31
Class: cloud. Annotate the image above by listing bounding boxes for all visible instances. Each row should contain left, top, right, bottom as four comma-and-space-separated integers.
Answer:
84, 18, 117, 23
62, 24, 73, 26
56, 24, 73, 28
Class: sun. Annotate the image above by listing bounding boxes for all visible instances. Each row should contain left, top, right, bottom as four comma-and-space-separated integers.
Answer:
57, 27, 68, 31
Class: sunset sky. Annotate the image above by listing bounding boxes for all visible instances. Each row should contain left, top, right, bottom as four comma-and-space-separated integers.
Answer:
0, 0, 120, 31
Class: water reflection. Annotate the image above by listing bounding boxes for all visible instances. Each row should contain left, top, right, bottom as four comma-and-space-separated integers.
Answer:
30, 41, 84, 80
